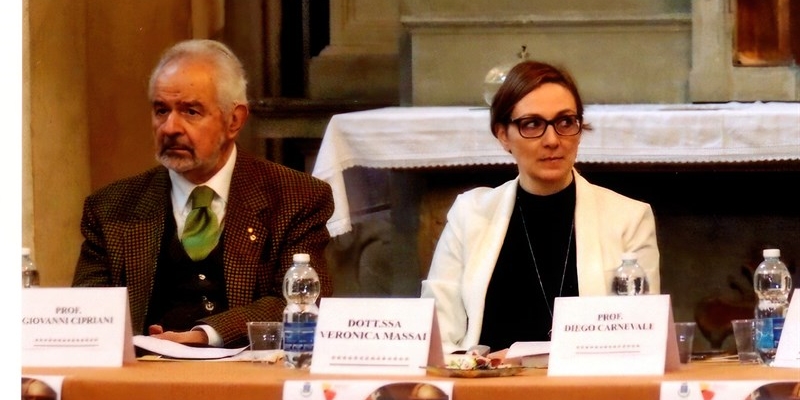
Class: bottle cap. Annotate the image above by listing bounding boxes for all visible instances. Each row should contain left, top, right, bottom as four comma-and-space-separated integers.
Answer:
22, 247, 31, 256
621, 252, 637, 261
293, 253, 310, 263
763, 248, 780, 258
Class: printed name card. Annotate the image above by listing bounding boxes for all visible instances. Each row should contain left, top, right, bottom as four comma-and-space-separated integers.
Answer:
310, 298, 443, 375
22, 287, 135, 367
772, 288, 800, 368
548, 294, 679, 376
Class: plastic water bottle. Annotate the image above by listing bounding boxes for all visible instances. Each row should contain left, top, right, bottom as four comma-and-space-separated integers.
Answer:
753, 248, 792, 365
22, 247, 40, 288
611, 252, 649, 295
282, 253, 320, 369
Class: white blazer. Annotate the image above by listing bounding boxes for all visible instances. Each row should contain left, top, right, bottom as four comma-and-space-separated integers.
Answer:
420, 170, 660, 354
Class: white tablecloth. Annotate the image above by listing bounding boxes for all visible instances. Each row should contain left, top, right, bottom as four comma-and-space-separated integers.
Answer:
311, 103, 800, 236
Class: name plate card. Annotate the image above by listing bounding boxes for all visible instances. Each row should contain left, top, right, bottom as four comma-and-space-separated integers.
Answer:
548, 294, 679, 376
310, 298, 443, 375
772, 288, 800, 368
22, 287, 135, 367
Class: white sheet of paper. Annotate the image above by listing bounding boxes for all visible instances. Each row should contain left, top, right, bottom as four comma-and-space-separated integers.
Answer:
505, 341, 551, 359
284, 380, 454, 400
310, 297, 443, 375
772, 288, 800, 368
22, 287, 136, 367
548, 294, 679, 376
133, 335, 248, 360
504, 341, 551, 368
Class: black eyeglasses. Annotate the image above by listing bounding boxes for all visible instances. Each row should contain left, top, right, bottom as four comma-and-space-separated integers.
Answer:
508, 115, 583, 138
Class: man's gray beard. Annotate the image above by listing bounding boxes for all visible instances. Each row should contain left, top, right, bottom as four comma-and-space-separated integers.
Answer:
157, 153, 198, 173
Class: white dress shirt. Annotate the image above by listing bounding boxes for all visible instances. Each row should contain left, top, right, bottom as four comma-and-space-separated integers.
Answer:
165, 146, 237, 347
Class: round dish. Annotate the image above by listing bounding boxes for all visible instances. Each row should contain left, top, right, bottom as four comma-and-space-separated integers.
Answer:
424, 365, 528, 378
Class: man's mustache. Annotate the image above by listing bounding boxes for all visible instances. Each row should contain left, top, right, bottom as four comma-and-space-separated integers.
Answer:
159, 140, 194, 156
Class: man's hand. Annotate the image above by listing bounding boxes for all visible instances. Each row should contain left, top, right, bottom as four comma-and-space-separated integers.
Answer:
148, 324, 210, 346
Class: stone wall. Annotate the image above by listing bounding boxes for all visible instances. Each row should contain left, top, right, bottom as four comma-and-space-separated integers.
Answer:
401, 0, 692, 105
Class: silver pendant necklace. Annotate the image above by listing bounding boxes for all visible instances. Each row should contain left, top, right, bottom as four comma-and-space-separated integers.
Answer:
517, 198, 574, 336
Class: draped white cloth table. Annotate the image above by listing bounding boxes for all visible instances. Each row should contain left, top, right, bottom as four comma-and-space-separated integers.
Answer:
311, 103, 800, 237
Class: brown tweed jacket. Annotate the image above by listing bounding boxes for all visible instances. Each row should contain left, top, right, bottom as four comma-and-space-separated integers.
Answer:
73, 148, 334, 347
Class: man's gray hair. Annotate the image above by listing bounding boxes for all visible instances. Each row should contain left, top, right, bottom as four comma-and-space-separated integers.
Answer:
148, 39, 248, 115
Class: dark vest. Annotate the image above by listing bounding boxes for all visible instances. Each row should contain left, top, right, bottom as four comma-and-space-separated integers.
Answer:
145, 215, 228, 332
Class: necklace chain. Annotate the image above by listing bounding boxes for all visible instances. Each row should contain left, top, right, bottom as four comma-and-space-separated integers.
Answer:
517, 199, 574, 325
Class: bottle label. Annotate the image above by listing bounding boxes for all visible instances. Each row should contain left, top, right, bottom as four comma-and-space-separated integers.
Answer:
283, 321, 317, 352
756, 317, 784, 349
771, 317, 784, 346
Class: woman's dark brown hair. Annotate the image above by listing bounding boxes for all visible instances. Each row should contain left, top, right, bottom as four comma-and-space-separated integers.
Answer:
490, 60, 589, 137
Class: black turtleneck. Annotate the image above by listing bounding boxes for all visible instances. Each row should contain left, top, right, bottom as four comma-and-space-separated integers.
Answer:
478, 179, 578, 351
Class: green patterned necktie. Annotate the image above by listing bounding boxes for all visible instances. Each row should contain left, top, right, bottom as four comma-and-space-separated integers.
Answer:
181, 185, 220, 261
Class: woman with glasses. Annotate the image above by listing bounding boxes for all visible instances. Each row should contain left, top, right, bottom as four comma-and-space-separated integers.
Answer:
421, 60, 660, 354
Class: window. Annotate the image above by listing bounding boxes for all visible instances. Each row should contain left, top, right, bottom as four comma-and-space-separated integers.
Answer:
734, 0, 800, 66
